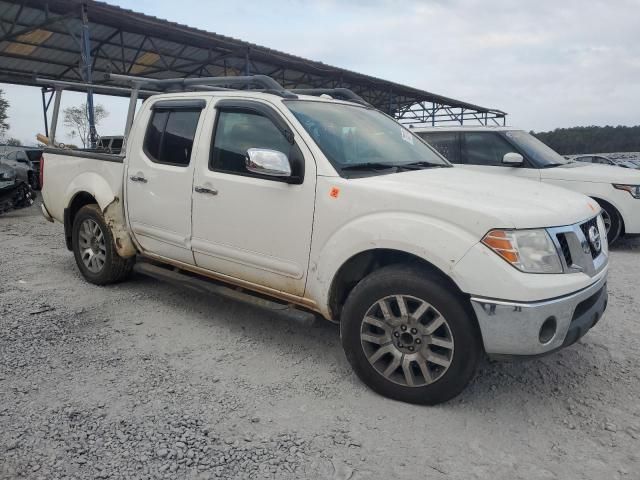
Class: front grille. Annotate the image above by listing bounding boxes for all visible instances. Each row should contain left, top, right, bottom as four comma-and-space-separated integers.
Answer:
557, 233, 573, 266
579, 217, 600, 259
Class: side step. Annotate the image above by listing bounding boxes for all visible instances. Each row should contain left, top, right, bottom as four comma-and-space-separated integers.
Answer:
133, 261, 316, 326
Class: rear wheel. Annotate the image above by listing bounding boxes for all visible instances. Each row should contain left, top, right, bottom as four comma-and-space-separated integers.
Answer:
72, 204, 134, 285
595, 199, 622, 245
340, 265, 481, 405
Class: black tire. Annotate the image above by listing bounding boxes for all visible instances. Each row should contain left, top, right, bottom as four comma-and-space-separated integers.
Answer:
72, 204, 134, 285
595, 199, 622, 245
340, 265, 482, 405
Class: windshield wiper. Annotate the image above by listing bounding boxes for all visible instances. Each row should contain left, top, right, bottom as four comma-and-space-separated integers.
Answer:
397, 161, 448, 169
341, 162, 399, 171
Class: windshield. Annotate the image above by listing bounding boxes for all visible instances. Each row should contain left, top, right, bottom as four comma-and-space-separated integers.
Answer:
286, 100, 450, 174
505, 130, 570, 167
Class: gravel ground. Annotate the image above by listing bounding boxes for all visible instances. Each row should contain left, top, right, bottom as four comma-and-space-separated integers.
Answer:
1, 205, 640, 480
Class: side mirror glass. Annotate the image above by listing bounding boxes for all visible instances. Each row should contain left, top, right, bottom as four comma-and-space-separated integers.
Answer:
245, 148, 291, 177
503, 152, 524, 166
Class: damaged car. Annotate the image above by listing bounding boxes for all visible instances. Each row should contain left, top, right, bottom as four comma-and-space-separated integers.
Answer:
0, 161, 36, 215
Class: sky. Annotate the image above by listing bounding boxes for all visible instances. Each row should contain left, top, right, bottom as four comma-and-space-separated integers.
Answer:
1, 0, 639, 145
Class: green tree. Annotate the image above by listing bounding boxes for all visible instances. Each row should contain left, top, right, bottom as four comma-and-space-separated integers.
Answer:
6, 137, 21, 146
63, 103, 108, 148
533, 125, 640, 154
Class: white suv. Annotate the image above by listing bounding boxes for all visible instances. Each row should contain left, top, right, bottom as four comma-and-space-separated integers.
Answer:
413, 126, 640, 244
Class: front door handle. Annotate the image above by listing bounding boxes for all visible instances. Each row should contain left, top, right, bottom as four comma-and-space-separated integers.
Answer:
194, 186, 218, 196
129, 175, 147, 183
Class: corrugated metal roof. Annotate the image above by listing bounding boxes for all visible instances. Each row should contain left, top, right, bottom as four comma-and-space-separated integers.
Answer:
0, 0, 506, 124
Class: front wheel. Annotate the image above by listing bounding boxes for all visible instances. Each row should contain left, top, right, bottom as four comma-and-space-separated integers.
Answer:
72, 204, 134, 285
340, 265, 482, 405
595, 199, 622, 245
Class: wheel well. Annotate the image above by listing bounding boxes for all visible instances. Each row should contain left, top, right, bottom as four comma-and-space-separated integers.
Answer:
591, 196, 625, 236
64, 192, 98, 250
328, 249, 469, 322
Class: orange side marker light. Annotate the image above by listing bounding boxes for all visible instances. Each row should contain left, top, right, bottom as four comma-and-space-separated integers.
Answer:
330, 187, 340, 199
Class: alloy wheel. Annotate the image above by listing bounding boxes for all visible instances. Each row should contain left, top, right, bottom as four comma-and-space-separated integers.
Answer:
78, 218, 106, 273
360, 295, 454, 387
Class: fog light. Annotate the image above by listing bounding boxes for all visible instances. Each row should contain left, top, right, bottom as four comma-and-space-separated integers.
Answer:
539, 317, 557, 344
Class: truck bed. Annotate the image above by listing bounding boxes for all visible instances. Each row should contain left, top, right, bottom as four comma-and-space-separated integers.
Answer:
41, 147, 125, 224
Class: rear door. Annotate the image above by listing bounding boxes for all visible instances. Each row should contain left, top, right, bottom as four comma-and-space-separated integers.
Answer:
459, 131, 541, 181
125, 99, 206, 264
190, 99, 316, 296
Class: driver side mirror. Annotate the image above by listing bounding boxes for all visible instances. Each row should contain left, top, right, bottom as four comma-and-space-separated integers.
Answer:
503, 152, 524, 166
245, 148, 292, 178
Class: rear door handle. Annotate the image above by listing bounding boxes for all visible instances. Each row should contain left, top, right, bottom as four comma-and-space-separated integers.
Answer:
194, 186, 218, 196
129, 175, 147, 183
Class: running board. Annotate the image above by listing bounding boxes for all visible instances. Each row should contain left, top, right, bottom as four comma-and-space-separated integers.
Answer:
133, 261, 316, 326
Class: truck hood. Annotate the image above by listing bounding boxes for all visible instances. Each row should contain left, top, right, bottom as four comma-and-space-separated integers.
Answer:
541, 162, 640, 183
352, 167, 597, 237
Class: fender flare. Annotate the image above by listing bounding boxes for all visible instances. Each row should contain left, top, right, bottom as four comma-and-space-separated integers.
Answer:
63, 172, 136, 257
306, 212, 479, 318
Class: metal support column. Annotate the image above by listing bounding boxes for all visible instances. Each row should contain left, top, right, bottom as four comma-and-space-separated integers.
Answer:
49, 88, 63, 145
123, 85, 140, 148
80, 3, 97, 148
41, 88, 50, 137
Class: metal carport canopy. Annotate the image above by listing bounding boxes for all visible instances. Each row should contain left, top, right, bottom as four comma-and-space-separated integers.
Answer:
0, 0, 507, 125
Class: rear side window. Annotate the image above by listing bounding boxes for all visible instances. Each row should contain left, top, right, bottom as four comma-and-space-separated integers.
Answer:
143, 109, 201, 166
462, 132, 517, 166
211, 110, 291, 175
418, 132, 461, 163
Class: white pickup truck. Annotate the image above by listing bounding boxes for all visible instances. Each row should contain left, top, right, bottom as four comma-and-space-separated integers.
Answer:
413, 126, 640, 244
40, 77, 609, 404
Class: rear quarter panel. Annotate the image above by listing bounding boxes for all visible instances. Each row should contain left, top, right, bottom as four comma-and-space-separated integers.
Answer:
42, 152, 124, 222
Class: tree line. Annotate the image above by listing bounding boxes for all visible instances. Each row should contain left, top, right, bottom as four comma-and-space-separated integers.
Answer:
532, 125, 640, 155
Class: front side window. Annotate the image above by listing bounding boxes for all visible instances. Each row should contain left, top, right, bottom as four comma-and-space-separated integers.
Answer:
463, 132, 517, 166
211, 110, 291, 175
143, 109, 201, 166
418, 132, 461, 164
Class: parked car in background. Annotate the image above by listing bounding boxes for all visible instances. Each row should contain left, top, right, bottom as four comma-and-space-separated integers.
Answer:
0, 148, 43, 189
413, 126, 640, 244
40, 82, 609, 404
0, 161, 36, 215
616, 160, 640, 169
574, 155, 616, 166
574, 155, 639, 169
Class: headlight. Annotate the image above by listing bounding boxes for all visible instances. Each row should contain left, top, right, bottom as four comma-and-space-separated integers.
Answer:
482, 229, 563, 274
613, 184, 640, 199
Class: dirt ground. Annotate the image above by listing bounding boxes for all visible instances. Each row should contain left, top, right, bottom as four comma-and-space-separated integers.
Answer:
1, 205, 639, 480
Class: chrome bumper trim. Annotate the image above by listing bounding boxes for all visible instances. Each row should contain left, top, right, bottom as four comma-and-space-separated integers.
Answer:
471, 273, 607, 356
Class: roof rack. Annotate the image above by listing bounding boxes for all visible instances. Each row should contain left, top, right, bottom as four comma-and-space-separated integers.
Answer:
34, 73, 372, 147
289, 88, 370, 106
103, 73, 298, 99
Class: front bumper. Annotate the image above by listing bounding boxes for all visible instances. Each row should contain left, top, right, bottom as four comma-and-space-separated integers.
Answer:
470, 273, 607, 357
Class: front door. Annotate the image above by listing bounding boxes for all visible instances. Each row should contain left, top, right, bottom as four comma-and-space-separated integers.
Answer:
459, 131, 541, 181
125, 100, 205, 264
191, 100, 316, 296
